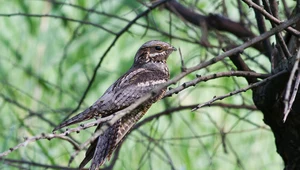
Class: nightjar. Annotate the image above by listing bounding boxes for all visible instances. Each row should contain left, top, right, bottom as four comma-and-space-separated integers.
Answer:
53, 40, 176, 170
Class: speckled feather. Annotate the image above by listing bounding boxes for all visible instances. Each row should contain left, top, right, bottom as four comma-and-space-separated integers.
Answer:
53, 40, 176, 170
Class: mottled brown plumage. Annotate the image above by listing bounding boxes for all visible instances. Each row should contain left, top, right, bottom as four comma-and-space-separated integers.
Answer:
53, 40, 176, 170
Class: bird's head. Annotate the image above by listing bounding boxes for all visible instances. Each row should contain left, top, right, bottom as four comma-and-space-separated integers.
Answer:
133, 40, 177, 66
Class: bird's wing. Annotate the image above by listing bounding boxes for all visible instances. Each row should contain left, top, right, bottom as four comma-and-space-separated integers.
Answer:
53, 67, 166, 131
96, 67, 162, 114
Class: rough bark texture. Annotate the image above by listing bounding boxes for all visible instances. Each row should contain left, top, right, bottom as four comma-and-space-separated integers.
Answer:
253, 72, 300, 170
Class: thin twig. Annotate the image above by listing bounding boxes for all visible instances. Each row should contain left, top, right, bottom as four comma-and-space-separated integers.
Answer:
287, 72, 300, 113
262, 0, 292, 58
283, 49, 300, 122
0, 93, 56, 127
178, 48, 186, 72
281, 0, 291, 17
165, 71, 269, 97
0, 158, 77, 170
0, 13, 116, 35
252, 0, 272, 59
242, 0, 300, 37
192, 70, 287, 111
0, 115, 113, 157
133, 103, 257, 131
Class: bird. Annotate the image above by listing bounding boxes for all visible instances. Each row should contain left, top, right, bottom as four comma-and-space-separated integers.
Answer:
53, 40, 176, 170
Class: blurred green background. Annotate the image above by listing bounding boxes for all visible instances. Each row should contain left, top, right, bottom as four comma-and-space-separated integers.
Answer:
0, 0, 287, 169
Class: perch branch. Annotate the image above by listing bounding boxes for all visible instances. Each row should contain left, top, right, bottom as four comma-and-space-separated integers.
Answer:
192, 70, 288, 111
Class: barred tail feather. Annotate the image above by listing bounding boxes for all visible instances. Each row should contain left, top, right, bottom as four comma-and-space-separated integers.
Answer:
79, 110, 147, 169
79, 125, 99, 169
89, 120, 120, 170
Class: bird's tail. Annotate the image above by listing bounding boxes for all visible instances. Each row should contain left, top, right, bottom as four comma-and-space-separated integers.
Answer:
79, 109, 147, 170
53, 106, 97, 131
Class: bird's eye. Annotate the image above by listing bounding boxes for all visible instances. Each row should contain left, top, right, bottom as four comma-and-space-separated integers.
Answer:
155, 46, 162, 51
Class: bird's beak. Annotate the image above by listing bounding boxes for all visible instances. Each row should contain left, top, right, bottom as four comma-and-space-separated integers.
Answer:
169, 46, 177, 51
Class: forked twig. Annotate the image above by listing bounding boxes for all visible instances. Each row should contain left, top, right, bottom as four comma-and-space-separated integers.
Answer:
283, 49, 300, 122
